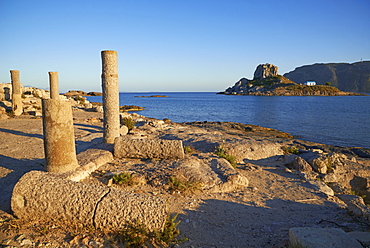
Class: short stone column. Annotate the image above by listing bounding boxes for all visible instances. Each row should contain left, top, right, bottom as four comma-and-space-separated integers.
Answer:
10, 70, 22, 116
101, 50, 120, 144
48, 71, 60, 99
42, 72, 78, 173
42, 99, 79, 172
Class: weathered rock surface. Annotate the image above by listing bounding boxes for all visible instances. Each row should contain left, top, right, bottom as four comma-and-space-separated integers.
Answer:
114, 136, 185, 159
11, 171, 167, 231
253, 63, 279, 79
222, 138, 284, 161
172, 156, 248, 193
289, 227, 363, 248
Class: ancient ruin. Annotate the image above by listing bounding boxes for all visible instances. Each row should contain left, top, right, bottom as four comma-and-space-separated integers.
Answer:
42, 72, 79, 173
101, 50, 120, 144
48, 71, 60, 100
10, 70, 22, 116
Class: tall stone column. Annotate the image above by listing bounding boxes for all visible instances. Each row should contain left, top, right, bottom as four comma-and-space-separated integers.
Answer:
101, 50, 120, 143
10, 70, 22, 116
42, 72, 78, 173
48, 71, 60, 99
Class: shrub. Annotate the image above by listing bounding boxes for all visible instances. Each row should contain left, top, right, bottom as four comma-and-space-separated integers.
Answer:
122, 117, 136, 131
168, 176, 202, 194
214, 146, 237, 168
282, 145, 300, 155
116, 214, 187, 247
183, 145, 195, 154
112, 172, 137, 186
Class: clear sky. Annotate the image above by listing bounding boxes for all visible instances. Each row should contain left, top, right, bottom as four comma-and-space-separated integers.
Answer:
1, 0, 369, 93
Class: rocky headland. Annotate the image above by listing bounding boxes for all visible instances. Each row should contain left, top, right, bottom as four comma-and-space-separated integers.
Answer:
220, 63, 367, 96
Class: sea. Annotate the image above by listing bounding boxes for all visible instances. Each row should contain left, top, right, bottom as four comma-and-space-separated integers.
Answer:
86, 92, 370, 149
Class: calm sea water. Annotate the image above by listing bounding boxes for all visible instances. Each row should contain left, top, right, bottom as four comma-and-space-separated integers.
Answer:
86, 92, 370, 148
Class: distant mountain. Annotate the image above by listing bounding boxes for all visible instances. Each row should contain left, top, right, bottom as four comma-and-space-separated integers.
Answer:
219, 63, 365, 96
283, 61, 370, 93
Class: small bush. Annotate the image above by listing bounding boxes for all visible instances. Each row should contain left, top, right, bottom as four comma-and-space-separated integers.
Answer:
122, 117, 136, 131
155, 214, 188, 244
168, 176, 202, 194
183, 145, 195, 154
214, 146, 237, 168
282, 145, 300, 155
112, 172, 137, 186
116, 214, 187, 247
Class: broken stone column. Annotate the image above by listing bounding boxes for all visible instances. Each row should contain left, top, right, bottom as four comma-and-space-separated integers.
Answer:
11, 171, 167, 231
114, 137, 185, 159
10, 70, 22, 116
42, 99, 79, 172
101, 50, 120, 143
42, 72, 78, 172
48, 71, 60, 99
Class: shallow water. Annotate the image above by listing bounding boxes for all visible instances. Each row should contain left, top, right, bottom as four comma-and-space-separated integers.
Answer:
87, 92, 370, 148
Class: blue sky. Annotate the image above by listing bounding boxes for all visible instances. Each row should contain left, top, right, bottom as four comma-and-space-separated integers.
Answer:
1, 0, 369, 93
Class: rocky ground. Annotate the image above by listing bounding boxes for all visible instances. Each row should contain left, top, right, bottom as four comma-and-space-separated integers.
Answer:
1, 109, 370, 247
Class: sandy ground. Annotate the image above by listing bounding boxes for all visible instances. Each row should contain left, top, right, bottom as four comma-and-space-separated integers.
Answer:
0, 110, 369, 248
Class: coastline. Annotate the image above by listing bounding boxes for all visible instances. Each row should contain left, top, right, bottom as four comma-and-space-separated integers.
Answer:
87, 92, 370, 149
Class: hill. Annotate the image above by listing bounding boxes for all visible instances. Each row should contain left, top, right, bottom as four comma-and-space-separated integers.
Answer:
220, 63, 366, 96
283, 61, 370, 93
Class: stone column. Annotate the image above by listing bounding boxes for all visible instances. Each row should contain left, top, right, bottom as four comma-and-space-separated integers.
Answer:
42, 72, 78, 173
42, 99, 79, 172
101, 50, 120, 143
48, 71, 59, 99
10, 70, 22, 116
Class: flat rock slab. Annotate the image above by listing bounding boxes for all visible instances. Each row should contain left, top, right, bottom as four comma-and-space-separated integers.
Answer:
114, 136, 185, 159
11, 171, 167, 231
65, 148, 114, 181
347, 231, 370, 246
289, 227, 362, 248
